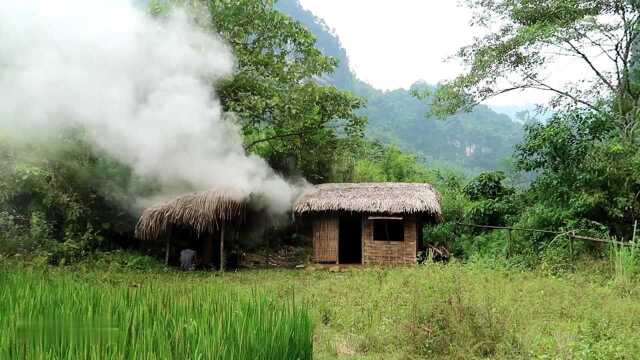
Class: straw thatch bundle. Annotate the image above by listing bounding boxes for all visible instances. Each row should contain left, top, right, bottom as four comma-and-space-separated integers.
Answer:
293, 183, 442, 220
135, 189, 247, 241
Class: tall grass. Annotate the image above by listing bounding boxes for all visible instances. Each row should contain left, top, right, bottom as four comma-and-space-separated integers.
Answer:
608, 241, 640, 284
0, 270, 312, 359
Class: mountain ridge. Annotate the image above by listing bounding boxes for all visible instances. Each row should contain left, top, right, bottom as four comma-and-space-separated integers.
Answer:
276, 0, 523, 172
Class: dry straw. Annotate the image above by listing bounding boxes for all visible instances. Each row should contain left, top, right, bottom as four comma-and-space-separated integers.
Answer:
293, 183, 443, 220
135, 189, 247, 241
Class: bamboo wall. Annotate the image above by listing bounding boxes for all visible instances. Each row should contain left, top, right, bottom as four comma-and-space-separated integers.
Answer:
312, 215, 338, 263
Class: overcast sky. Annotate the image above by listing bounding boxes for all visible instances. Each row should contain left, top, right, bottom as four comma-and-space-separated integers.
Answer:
298, 0, 601, 108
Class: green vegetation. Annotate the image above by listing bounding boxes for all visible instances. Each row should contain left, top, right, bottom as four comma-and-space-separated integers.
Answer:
3, 1, 640, 357
0, 263, 312, 359
419, 0, 640, 259
3, 257, 640, 359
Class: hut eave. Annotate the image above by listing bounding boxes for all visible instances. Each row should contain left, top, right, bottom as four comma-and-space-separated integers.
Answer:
135, 189, 248, 241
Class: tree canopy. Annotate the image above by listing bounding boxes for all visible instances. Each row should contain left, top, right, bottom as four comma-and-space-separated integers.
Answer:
428, 0, 640, 140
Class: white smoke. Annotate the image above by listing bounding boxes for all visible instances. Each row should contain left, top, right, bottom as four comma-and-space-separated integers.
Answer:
0, 0, 299, 214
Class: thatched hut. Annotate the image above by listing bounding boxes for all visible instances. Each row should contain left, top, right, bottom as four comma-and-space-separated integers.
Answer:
135, 189, 248, 270
294, 183, 443, 265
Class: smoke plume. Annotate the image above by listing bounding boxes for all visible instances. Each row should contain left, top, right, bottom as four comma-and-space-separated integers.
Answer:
0, 0, 299, 214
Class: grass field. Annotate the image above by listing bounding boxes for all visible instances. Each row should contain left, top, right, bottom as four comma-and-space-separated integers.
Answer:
2, 256, 640, 359
0, 265, 312, 359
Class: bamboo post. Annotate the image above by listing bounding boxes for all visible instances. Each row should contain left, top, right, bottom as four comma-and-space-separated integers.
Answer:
220, 222, 225, 272
633, 220, 638, 244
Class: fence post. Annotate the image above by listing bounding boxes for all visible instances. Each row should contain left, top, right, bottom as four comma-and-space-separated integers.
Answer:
633, 220, 637, 244
569, 231, 575, 260
507, 229, 512, 257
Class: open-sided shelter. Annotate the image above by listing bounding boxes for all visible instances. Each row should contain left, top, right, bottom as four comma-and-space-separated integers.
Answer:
135, 189, 247, 270
294, 183, 442, 265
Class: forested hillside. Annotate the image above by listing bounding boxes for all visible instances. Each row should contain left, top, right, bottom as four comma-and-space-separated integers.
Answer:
276, 0, 523, 172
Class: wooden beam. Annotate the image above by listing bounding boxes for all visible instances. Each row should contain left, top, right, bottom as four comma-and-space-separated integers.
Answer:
458, 222, 636, 247
336, 217, 339, 265
455, 222, 559, 234
361, 215, 365, 265
571, 233, 631, 246
368, 216, 403, 220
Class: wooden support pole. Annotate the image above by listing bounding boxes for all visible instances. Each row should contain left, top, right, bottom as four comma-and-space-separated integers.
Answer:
633, 220, 638, 244
220, 222, 225, 272
165, 237, 170, 266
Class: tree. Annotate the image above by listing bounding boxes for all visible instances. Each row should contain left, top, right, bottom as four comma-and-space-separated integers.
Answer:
463, 171, 516, 229
426, 0, 640, 141
152, 0, 366, 183
515, 109, 640, 238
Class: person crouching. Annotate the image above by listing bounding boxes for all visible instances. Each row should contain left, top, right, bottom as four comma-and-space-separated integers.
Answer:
180, 248, 197, 271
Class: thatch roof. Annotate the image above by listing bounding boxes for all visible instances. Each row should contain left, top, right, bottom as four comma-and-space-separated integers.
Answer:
135, 189, 247, 241
293, 183, 442, 220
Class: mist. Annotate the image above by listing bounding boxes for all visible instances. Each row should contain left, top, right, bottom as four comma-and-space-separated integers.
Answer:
0, 0, 299, 214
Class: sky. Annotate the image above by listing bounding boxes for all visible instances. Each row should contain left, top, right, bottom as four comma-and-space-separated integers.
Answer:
297, 0, 602, 108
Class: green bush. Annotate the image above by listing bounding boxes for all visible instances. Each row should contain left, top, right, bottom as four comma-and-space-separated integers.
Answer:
0, 130, 145, 261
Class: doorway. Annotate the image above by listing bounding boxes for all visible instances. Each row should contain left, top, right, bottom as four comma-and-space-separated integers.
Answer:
339, 214, 362, 264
